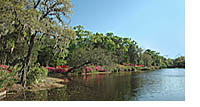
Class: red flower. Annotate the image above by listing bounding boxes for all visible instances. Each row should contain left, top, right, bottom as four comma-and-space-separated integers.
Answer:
95, 66, 101, 70
99, 69, 104, 72
0, 65, 12, 73
0, 65, 8, 69
45, 67, 56, 72
85, 66, 92, 72
56, 66, 62, 68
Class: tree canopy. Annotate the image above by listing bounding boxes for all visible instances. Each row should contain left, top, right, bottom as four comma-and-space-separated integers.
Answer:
0, 0, 75, 87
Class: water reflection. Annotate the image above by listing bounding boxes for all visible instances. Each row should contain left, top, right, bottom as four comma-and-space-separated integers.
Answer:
2, 69, 185, 101
130, 69, 185, 101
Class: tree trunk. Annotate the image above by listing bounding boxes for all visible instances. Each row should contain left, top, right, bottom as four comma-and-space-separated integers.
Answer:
20, 33, 36, 87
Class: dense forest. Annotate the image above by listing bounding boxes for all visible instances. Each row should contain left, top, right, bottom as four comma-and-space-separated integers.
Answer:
0, 0, 185, 89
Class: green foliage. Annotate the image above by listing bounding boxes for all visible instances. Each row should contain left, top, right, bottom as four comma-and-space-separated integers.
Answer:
174, 56, 185, 68
0, 0, 74, 87
37, 28, 76, 67
68, 25, 185, 71
67, 47, 116, 72
142, 53, 152, 67
70, 25, 143, 65
0, 69, 11, 89
128, 44, 140, 64
165, 58, 174, 67
113, 68, 119, 72
26, 64, 48, 85
0, 67, 18, 89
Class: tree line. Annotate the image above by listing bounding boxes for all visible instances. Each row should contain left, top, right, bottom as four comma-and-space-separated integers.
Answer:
0, 0, 185, 87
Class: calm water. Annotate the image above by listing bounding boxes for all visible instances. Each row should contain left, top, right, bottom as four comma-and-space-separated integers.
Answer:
2, 68, 185, 101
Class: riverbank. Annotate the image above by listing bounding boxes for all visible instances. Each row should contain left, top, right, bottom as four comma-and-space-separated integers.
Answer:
82, 72, 112, 75
1, 68, 185, 101
1, 66, 179, 96
4, 77, 69, 95
2, 69, 141, 96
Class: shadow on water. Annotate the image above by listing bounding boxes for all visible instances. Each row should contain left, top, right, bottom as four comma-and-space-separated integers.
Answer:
2, 68, 185, 101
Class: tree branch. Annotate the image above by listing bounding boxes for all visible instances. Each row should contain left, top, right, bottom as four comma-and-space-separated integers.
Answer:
34, 0, 41, 8
39, 2, 59, 21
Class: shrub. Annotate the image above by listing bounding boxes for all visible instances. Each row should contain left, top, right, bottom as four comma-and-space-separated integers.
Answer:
0, 65, 18, 89
26, 64, 48, 85
85, 66, 93, 72
113, 68, 118, 72
0, 69, 10, 89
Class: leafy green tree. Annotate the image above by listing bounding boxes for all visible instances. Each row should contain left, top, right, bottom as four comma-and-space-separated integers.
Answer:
67, 48, 116, 72
144, 49, 162, 66
0, 0, 74, 87
142, 53, 152, 67
165, 58, 175, 67
174, 56, 185, 68
70, 26, 145, 65
37, 28, 76, 67
137, 48, 144, 65
69, 25, 92, 51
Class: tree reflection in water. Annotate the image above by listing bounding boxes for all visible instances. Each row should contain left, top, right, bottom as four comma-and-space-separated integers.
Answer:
2, 69, 185, 101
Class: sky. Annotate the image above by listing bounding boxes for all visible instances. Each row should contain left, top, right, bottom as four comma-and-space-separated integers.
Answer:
69, 0, 185, 58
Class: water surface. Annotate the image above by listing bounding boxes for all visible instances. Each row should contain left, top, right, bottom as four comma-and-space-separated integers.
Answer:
2, 68, 185, 101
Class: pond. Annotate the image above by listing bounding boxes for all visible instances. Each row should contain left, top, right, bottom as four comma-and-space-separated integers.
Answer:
1, 68, 185, 101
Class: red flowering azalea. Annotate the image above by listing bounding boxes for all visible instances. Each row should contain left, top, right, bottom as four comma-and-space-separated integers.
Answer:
63, 68, 69, 72
134, 65, 144, 67
85, 66, 92, 72
95, 66, 101, 71
59, 65, 70, 68
56, 66, 62, 68
0, 65, 12, 73
0, 65, 8, 69
99, 69, 104, 72
62, 65, 68, 68
45, 67, 55, 70
45, 67, 56, 72
95, 66, 105, 72
47, 66, 69, 73
127, 64, 131, 66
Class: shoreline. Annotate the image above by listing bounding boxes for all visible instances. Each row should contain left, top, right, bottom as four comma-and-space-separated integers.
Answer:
81, 72, 112, 75
5, 77, 69, 95
2, 67, 184, 97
